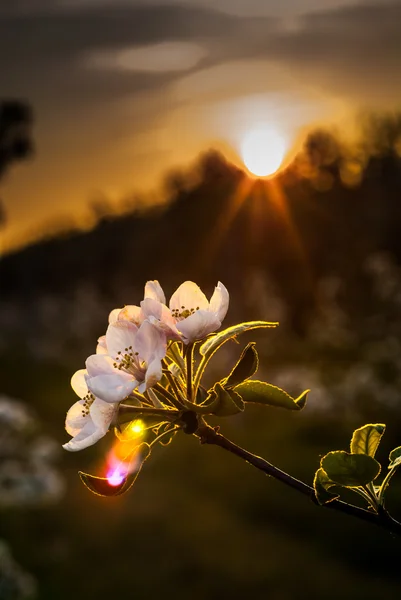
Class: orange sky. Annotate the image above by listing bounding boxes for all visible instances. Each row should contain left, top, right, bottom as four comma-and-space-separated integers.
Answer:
1, 0, 401, 252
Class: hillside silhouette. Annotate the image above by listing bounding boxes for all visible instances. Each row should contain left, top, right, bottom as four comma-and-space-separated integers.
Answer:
2, 115, 401, 342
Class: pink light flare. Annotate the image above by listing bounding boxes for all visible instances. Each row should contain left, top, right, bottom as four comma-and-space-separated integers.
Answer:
105, 422, 145, 487
106, 467, 127, 487
105, 449, 140, 487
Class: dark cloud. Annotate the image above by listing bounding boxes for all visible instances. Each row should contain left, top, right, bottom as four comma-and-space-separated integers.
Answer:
0, 4, 277, 108
0, 0, 53, 15
255, 1, 401, 104
2, 0, 401, 109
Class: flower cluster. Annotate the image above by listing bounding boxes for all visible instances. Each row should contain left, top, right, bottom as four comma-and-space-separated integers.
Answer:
63, 278, 308, 498
63, 281, 229, 452
61, 279, 401, 538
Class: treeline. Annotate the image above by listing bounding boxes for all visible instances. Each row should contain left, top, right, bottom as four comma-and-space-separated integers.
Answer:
1, 113, 401, 334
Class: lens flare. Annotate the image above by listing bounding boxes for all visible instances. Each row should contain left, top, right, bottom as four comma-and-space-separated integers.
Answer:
130, 420, 144, 435
107, 467, 126, 487
241, 127, 286, 177
105, 419, 146, 486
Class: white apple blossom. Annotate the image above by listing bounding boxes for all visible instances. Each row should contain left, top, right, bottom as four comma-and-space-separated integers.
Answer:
86, 319, 167, 403
97, 280, 165, 353
141, 281, 229, 344
108, 280, 165, 326
63, 369, 117, 452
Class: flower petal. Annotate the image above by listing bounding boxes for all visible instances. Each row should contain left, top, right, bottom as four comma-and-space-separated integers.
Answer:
90, 398, 116, 432
105, 321, 138, 359
141, 297, 163, 320
209, 281, 229, 322
142, 299, 182, 340
87, 373, 136, 403
135, 320, 167, 363
63, 420, 105, 452
169, 281, 208, 313
96, 336, 108, 354
71, 369, 89, 398
147, 315, 182, 340
144, 280, 166, 304
118, 305, 143, 326
176, 310, 221, 343
86, 354, 116, 377
108, 308, 123, 324
137, 381, 146, 394
65, 400, 89, 436
144, 356, 163, 389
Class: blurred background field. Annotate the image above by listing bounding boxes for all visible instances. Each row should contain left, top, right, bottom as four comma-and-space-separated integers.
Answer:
2, 114, 401, 598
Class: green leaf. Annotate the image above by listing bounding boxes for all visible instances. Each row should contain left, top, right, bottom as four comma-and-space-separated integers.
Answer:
199, 321, 278, 360
389, 446, 401, 467
321, 451, 381, 487
207, 383, 245, 417
79, 443, 151, 497
313, 468, 340, 505
233, 380, 308, 411
350, 423, 386, 457
223, 342, 259, 389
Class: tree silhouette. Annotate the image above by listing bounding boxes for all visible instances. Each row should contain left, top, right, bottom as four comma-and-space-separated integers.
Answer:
0, 99, 34, 227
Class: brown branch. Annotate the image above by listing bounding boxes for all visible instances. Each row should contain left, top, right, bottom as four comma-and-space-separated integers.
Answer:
196, 424, 401, 537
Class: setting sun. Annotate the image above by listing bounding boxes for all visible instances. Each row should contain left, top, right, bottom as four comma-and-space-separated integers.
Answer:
241, 127, 287, 177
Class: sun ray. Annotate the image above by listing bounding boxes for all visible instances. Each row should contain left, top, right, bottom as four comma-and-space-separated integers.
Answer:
197, 175, 254, 269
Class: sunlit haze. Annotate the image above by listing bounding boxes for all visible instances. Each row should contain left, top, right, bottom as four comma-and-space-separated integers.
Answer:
0, 0, 400, 251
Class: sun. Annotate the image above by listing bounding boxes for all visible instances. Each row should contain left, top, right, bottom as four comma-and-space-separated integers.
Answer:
241, 127, 287, 177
